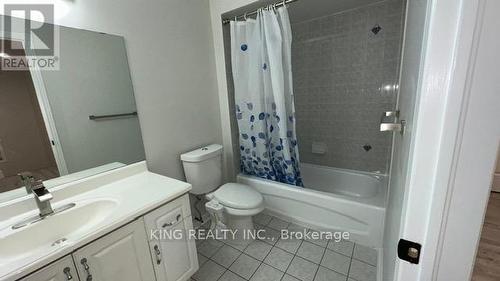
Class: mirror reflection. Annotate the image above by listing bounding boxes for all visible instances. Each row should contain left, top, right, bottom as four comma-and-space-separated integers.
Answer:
0, 21, 145, 200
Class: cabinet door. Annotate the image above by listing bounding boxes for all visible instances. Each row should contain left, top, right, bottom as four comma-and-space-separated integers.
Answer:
21, 255, 79, 281
73, 219, 156, 281
144, 195, 198, 281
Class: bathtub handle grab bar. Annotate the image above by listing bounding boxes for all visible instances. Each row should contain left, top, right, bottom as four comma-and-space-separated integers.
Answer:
380, 111, 405, 135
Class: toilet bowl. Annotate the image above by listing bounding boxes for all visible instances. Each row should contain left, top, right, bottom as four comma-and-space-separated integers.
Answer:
207, 183, 264, 232
180, 144, 264, 240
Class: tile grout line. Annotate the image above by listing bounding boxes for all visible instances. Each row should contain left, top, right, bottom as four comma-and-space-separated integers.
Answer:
277, 224, 309, 281
241, 236, 273, 281
197, 216, 266, 281
220, 240, 248, 279
256, 242, 280, 279
247, 216, 290, 280
321, 239, 356, 279
203, 242, 229, 281
276, 222, 360, 280
196, 215, 377, 281
297, 240, 327, 265
348, 244, 380, 280
285, 238, 306, 280
347, 244, 356, 280
246, 260, 263, 281
206, 237, 250, 281
221, 237, 272, 280
311, 238, 328, 281
352, 258, 378, 267
332, 240, 348, 277
280, 240, 300, 281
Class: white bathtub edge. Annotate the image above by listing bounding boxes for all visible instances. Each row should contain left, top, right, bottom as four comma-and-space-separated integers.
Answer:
238, 174, 386, 248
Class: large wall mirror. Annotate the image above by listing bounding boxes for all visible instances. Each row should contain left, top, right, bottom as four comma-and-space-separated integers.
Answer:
0, 16, 145, 203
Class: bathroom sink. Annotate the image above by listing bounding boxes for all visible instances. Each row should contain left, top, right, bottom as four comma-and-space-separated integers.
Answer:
0, 198, 118, 265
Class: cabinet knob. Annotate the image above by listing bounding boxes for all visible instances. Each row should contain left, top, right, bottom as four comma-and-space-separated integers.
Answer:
80, 258, 93, 281
63, 267, 73, 280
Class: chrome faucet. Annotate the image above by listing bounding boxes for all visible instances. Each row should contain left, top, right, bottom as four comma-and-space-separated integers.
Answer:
18, 172, 35, 194
380, 111, 406, 135
31, 179, 54, 217
10, 177, 75, 229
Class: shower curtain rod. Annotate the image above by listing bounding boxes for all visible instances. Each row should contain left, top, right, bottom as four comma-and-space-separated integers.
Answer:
222, 0, 299, 25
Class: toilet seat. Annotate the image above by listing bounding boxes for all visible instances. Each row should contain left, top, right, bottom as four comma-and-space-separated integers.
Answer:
213, 183, 263, 210
224, 204, 265, 216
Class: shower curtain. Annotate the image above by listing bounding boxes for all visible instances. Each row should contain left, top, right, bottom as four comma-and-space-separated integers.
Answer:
230, 7, 303, 187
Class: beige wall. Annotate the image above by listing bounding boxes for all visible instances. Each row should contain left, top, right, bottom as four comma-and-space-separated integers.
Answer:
0, 43, 57, 191
209, 0, 263, 181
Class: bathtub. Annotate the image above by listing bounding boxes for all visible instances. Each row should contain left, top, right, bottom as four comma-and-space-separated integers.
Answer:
237, 163, 387, 248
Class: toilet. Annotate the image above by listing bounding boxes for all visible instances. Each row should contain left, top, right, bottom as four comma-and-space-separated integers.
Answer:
180, 144, 264, 237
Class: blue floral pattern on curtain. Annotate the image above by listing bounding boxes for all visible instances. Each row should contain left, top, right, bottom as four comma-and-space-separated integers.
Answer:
237, 102, 302, 185
230, 7, 303, 186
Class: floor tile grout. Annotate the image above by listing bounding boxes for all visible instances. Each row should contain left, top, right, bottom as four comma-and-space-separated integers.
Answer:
347, 254, 354, 280
281, 238, 301, 280
198, 238, 375, 281
195, 214, 378, 281
351, 256, 378, 267
241, 239, 265, 281
217, 241, 249, 280
297, 240, 326, 265
314, 240, 330, 281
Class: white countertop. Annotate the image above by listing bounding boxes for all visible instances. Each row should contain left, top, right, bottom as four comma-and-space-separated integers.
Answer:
0, 162, 191, 281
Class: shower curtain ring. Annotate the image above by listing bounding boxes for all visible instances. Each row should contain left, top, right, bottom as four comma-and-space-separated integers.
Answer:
282, 0, 286, 7
244, 12, 248, 20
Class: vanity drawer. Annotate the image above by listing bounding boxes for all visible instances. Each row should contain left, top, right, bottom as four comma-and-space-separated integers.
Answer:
155, 206, 184, 229
144, 194, 191, 236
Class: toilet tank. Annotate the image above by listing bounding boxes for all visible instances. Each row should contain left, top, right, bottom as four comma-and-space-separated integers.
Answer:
180, 144, 223, 195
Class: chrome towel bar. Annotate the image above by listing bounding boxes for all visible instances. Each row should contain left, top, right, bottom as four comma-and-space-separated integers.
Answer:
89, 111, 137, 121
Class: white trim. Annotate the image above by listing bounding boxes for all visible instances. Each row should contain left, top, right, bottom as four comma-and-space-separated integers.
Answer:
394, 0, 500, 279
423, 1, 483, 279
27, 58, 69, 175
427, 0, 500, 279
0, 33, 68, 175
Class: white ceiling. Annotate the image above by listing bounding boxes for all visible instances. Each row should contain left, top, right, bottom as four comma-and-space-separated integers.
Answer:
223, 0, 385, 24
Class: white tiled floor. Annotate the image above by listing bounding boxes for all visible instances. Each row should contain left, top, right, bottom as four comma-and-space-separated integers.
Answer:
191, 213, 378, 281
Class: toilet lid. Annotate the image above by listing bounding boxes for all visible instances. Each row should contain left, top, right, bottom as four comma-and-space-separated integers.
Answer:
214, 183, 263, 209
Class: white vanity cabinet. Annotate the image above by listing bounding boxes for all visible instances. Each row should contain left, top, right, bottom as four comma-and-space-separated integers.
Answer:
20, 256, 78, 281
72, 218, 156, 281
144, 195, 198, 281
14, 194, 197, 281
